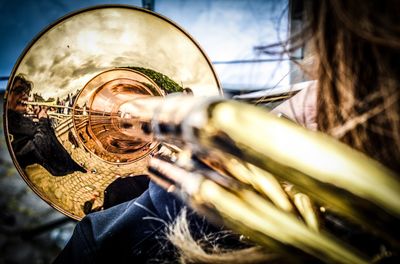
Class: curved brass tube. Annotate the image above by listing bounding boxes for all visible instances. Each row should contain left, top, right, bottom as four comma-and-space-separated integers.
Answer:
148, 157, 369, 264
120, 95, 400, 259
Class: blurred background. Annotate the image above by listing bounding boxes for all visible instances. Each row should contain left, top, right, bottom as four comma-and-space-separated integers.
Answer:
0, 0, 303, 263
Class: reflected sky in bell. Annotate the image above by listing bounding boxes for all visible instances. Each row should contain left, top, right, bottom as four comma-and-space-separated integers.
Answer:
0, 0, 288, 90
15, 7, 220, 99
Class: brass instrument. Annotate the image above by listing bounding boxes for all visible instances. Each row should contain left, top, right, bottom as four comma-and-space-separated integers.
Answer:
3, 5, 399, 263
4, 5, 221, 219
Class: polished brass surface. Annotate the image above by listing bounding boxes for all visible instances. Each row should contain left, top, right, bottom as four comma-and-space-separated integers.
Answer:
132, 95, 399, 262
3, 6, 221, 220
148, 158, 368, 264
72, 68, 162, 164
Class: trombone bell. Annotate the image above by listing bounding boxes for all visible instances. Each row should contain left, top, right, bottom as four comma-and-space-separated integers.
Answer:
3, 6, 221, 220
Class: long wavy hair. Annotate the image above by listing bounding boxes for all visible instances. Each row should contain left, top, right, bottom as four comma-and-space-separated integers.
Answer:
304, 0, 400, 171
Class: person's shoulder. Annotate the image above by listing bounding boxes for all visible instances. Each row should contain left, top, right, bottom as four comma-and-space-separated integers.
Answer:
271, 81, 317, 130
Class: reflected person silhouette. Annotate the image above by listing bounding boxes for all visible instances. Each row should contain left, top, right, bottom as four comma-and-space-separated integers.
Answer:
7, 74, 86, 176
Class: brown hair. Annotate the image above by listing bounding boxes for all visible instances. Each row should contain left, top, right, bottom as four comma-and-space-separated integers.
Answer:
262, 0, 400, 171
304, 0, 400, 172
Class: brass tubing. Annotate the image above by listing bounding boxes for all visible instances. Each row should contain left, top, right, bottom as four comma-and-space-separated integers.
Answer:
119, 95, 400, 249
148, 157, 369, 264
179, 99, 400, 248
130, 96, 400, 248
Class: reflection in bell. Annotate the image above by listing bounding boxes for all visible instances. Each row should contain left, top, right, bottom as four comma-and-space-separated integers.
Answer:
4, 6, 221, 219
72, 68, 164, 164
7, 74, 86, 176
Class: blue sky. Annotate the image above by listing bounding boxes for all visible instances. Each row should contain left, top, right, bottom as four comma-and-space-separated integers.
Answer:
0, 0, 288, 90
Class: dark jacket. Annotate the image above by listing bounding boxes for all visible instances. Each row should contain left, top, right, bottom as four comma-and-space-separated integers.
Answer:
8, 110, 85, 176
53, 181, 221, 264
